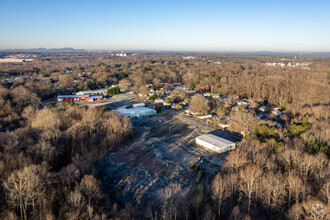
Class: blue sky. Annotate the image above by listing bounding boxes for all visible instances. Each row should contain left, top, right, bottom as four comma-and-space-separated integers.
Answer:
0, 0, 329, 51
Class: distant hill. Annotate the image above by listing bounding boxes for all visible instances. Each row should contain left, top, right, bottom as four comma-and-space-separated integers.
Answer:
0, 47, 87, 53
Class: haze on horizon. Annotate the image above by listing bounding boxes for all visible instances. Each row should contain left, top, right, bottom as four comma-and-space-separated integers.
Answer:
0, 0, 329, 52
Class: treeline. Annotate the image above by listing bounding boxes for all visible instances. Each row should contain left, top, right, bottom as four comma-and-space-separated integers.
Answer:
0, 103, 132, 219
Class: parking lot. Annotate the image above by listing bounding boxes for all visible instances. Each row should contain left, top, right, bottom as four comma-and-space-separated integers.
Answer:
81, 92, 141, 109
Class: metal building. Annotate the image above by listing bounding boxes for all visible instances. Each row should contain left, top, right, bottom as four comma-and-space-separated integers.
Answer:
74, 89, 107, 96
116, 106, 156, 118
57, 95, 89, 102
57, 95, 103, 102
195, 134, 235, 154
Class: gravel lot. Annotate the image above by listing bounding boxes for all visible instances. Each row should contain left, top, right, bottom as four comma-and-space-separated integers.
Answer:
100, 112, 228, 206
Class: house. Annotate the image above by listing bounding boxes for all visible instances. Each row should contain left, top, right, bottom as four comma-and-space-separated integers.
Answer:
212, 93, 221, 99
148, 92, 156, 96
219, 123, 229, 129
219, 94, 229, 100
154, 98, 165, 104
272, 109, 283, 116
257, 113, 267, 119
185, 109, 198, 115
203, 92, 212, 97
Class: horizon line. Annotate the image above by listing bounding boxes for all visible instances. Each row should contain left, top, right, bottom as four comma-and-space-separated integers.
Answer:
1, 47, 330, 54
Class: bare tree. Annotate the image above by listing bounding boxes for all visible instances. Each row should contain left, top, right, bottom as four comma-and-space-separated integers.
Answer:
313, 153, 328, 183
277, 127, 289, 142
81, 108, 100, 147
229, 109, 259, 137
171, 87, 188, 102
67, 189, 86, 216
79, 175, 101, 206
294, 153, 317, 197
11, 86, 40, 109
259, 172, 285, 211
211, 173, 230, 218
287, 203, 303, 220
222, 148, 249, 174
58, 74, 75, 88
30, 108, 61, 130
223, 173, 239, 203
22, 105, 37, 119
239, 164, 262, 213
158, 182, 184, 220
119, 78, 132, 90
3, 165, 46, 220
319, 180, 330, 204
286, 173, 304, 207
190, 94, 210, 115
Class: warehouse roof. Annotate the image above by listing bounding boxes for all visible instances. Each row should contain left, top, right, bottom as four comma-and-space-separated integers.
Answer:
58, 95, 89, 98
196, 134, 235, 148
116, 106, 156, 118
76, 89, 107, 93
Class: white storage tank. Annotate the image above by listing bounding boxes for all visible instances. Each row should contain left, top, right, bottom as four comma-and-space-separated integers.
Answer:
195, 134, 235, 154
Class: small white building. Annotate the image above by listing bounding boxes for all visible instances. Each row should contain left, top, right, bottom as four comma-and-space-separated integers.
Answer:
197, 115, 213, 119
132, 103, 145, 108
195, 134, 235, 154
154, 98, 165, 104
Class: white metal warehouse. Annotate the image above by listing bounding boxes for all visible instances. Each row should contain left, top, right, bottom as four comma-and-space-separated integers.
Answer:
116, 106, 156, 118
195, 134, 235, 154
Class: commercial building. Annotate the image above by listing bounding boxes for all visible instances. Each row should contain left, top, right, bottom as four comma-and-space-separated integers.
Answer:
88, 95, 103, 101
57, 95, 103, 102
195, 134, 235, 154
116, 106, 156, 118
74, 89, 107, 96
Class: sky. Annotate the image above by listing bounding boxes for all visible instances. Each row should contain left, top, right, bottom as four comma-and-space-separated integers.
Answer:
0, 0, 329, 51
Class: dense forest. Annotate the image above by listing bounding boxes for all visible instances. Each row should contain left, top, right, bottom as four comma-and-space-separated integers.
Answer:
0, 53, 329, 219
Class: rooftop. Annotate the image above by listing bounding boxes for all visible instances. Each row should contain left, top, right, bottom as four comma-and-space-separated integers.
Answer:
116, 106, 156, 118
196, 134, 235, 148
58, 95, 89, 98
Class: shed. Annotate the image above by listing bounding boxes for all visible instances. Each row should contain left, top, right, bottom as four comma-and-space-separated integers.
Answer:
195, 134, 235, 154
